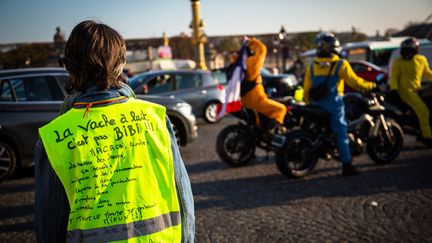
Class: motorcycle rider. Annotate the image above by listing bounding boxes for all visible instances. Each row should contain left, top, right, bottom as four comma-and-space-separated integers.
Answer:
389, 37, 432, 146
241, 37, 287, 146
303, 32, 376, 176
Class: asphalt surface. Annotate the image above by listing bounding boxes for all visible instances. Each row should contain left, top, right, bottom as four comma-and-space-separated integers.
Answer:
1, 117, 432, 242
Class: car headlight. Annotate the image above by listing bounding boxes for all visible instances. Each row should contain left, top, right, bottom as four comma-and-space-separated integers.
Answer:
175, 102, 193, 115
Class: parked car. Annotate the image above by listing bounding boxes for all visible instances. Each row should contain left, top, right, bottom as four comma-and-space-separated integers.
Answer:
0, 68, 197, 181
211, 68, 298, 98
129, 70, 226, 123
260, 68, 299, 97
345, 60, 389, 93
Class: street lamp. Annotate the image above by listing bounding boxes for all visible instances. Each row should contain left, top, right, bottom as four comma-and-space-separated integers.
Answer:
190, 0, 207, 70
272, 37, 280, 73
279, 25, 288, 73
279, 26, 286, 42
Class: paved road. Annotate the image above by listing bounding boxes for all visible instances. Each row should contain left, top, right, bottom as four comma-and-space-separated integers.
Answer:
1, 117, 432, 242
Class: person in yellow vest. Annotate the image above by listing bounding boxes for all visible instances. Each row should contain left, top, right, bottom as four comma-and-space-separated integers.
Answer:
389, 37, 432, 146
240, 37, 288, 145
303, 32, 376, 176
34, 20, 194, 242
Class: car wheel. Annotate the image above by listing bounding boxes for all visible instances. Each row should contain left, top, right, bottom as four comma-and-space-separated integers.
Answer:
169, 117, 184, 146
203, 101, 220, 124
0, 140, 17, 182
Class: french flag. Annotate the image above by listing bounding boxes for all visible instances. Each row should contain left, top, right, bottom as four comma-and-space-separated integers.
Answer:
216, 43, 248, 120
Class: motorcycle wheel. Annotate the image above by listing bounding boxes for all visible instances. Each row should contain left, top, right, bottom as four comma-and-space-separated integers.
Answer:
275, 129, 318, 178
216, 124, 256, 166
367, 120, 404, 164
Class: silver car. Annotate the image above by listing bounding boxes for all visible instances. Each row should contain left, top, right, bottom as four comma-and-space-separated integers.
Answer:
129, 70, 226, 123
0, 68, 197, 181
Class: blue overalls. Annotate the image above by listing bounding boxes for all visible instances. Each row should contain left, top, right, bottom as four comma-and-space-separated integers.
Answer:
310, 60, 351, 164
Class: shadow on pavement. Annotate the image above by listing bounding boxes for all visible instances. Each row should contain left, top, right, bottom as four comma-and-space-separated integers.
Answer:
186, 156, 274, 175
0, 203, 34, 233
192, 152, 432, 211
5, 166, 35, 181
0, 204, 34, 221
0, 220, 34, 233
0, 182, 34, 194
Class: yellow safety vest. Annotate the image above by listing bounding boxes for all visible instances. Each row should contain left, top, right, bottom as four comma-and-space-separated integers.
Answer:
39, 97, 181, 243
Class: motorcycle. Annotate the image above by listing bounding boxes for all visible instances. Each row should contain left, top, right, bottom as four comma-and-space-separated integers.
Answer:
275, 91, 404, 178
216, 96, 300, 166
383, 83, 432, 141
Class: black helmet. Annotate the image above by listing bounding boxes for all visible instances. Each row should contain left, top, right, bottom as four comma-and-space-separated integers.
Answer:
400, 37, 419, 60
316, 32, 340, 57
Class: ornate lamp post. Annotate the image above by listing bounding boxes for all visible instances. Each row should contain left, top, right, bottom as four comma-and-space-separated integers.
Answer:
190, 0, 207, 70
53, 26, 66, 67
272, 37, 280, 73
279, 25, 288, 73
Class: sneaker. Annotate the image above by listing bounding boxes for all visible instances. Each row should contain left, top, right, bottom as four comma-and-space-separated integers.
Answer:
342, 163, 361, 176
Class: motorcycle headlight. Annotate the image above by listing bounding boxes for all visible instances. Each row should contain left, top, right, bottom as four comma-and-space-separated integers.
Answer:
284, 76, 298, 88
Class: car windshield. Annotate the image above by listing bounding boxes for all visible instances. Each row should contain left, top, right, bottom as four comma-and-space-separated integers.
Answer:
0, 79, 13, 101
212, 71, 226, 85
129, 73, 152, 89
176, 73, 203, 89
260, 68, 272, 76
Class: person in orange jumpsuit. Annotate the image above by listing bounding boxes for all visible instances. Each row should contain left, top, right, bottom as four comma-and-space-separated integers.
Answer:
241, 37, 287, 141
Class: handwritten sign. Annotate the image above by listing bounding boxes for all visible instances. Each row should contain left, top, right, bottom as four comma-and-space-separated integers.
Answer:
49, 108, 161, 228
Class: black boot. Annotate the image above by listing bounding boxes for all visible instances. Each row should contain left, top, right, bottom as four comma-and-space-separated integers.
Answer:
342, 163, 361, 176
265, 120, 287, 147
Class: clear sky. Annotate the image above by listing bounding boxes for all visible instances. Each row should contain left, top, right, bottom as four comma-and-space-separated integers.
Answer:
0, 0, 431, 44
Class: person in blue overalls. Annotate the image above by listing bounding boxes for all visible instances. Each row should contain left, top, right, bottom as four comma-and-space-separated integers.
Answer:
303, 32, 376, 176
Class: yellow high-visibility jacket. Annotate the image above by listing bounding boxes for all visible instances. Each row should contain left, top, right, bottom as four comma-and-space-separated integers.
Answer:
390, 54, 432, 91
303, 55, 375, 104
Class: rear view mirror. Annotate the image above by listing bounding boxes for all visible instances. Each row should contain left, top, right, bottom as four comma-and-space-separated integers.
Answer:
375, 73, 385, 83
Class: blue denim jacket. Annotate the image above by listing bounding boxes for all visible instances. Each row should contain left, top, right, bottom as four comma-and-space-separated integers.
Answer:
34, 84, 195, 242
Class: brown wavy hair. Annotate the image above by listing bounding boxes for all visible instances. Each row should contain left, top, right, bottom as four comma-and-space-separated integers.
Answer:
63, 20, 126, 93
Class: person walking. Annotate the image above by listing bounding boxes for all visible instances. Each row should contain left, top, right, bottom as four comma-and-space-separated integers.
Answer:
303, 32, 376, 176
35, 20, 194, 242
389, 37, 432, 146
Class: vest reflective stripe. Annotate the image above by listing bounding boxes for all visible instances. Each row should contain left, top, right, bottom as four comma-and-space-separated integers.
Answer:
67, 212, 180, 243
39, 98, 181, 242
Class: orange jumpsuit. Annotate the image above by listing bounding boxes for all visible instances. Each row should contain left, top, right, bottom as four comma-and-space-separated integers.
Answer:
241, 38, 287, 124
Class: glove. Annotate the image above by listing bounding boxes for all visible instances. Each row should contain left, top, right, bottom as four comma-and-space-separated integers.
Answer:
245, 45, 255, 57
